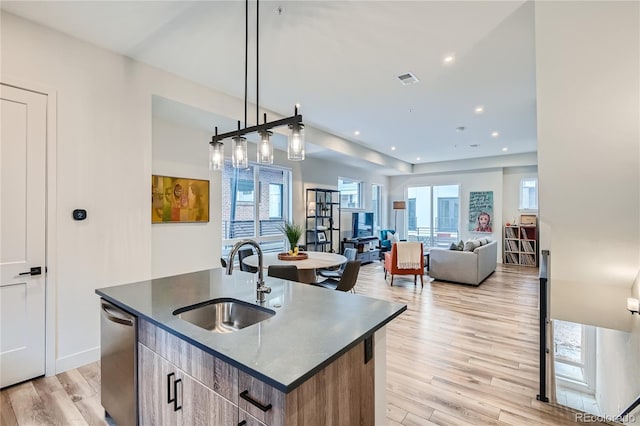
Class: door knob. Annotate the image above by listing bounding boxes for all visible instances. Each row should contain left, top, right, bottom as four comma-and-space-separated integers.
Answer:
19, 267, 42, 276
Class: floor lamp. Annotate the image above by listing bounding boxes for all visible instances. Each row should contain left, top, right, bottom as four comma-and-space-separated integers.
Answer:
393, 201, 406, 236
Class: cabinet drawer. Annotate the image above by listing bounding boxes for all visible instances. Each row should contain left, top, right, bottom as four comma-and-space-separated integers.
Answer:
239, 409, 266, 426
139, 318, 238, 403
238, 372, 285, 425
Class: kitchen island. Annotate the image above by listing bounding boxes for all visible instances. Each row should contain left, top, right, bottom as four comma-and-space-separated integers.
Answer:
96, 268, 406, 425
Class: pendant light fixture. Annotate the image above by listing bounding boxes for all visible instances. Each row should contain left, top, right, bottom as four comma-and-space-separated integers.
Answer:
209, 0, 304, 171
257, 114, 273, 164
209, 130, 224, 171
288, 113, 305, 161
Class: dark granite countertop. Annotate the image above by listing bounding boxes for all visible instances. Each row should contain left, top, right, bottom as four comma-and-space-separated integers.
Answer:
96, 268, 406, 393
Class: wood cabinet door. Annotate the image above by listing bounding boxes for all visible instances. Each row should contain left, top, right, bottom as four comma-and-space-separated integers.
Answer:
139, 343, 239, 425
138, 344, 179, 426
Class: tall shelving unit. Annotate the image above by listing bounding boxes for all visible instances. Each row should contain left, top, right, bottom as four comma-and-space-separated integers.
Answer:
503, 216, 538, 267
305, 188, 341, 253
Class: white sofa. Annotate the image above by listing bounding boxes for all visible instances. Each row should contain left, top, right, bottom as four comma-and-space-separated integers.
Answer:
429, 240, 497, 285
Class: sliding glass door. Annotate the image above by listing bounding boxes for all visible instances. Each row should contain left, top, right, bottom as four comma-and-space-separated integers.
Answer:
406, 185, 460, 248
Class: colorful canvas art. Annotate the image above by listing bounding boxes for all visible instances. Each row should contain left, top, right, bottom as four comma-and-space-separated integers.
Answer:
152, 175, 209, 223
469, 191, 493, 233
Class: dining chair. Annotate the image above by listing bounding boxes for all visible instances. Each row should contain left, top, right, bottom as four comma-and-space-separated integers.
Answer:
238, 248, 259, 273
318, 248, 357, 280
267, 265, 299, 282
313, 260, 361, 293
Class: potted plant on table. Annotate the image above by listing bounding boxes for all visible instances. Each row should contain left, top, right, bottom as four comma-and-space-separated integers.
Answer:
280, 221, 304, 255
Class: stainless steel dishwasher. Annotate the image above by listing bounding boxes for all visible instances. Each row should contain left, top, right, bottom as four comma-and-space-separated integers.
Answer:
100, 299, 137, 426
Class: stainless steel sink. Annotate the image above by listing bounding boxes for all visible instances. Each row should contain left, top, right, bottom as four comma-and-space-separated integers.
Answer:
173, 298, 275, 333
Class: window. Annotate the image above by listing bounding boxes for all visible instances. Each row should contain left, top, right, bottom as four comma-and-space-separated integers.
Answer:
268, 184, 283, 218
553, 320, 596, 392
372, 184, 382, 231
406, 185, 460, 248
338, 177, 362, 209
236, 179, 254, 204
520, 178, 538, 210
222, 161, 292, 256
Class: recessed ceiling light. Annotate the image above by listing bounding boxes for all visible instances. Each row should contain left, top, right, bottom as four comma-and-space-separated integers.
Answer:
354, 130, 360, 136
474, 106, 484, 114
502, 147, 508, 152
469, 144, 479, 148
391, 146, 396, 151
443, 55, 455, 64
416, 157, 421, 161
491, 131, 499, 137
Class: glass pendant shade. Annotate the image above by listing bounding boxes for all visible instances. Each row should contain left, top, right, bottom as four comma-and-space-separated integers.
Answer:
287, 123, 305, 161
257, 130, 273, 164
209, 141, 224, 171
232, 136, 248, 169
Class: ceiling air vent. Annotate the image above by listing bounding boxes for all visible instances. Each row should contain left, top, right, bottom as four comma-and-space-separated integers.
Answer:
397, 72, 419, 85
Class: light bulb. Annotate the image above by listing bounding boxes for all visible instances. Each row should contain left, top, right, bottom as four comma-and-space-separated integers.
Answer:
288, 123, 305, 161
232, 136, 248, 169
258, 130, 273, 164
209, 141, 224, 171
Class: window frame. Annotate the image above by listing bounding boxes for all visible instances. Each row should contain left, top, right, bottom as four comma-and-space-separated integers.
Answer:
371, 183, 382, 231
519, 177, 539, 211
338, 177, 363, 209
406, 184, 460, 248
221, 160, 292, 256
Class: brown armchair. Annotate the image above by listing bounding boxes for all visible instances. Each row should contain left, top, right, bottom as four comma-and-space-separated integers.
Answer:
384, 242, 424, 287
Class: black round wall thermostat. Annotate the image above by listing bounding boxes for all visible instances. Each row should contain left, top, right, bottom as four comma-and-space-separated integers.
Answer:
73, 209, 87, 220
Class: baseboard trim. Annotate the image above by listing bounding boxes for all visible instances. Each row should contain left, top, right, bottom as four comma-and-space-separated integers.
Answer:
55, 346, 100, 374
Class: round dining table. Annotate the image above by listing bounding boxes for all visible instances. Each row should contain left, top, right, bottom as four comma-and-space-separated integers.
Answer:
242, 251, 347, 284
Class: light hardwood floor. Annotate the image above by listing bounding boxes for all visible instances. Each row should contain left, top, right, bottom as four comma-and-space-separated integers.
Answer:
1, 263, 608, 425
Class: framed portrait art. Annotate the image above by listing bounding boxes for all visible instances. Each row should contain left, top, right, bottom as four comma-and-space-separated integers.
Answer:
317, 231, 327, 242
152, 175, 209, 223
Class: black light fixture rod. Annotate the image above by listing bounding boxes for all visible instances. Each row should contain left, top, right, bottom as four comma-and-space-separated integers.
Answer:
211, 114, 302, 143
254, 0, 256, 126
244, 0, 248, 128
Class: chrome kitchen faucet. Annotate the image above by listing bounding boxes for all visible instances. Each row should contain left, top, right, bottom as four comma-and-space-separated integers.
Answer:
226, 240, 271, 304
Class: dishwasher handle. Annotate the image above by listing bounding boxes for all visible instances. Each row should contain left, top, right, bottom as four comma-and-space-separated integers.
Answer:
101, 302, 134, 327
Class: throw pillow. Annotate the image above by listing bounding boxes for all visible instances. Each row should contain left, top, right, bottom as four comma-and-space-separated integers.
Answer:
386, 231, 395, 241
464, 239, 481, 251
457, 240, 465, 251
449, 242, 459, 250
390, 232, 400, 243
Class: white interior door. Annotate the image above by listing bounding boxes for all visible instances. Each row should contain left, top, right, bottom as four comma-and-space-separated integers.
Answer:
0, 84, 47, 388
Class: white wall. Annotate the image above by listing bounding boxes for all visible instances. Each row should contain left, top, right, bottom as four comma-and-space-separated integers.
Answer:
502, 166, 538, 225
535, 1, 640, 331
595, 271, 640, 418
595, 321, 640, 418
388, 169, 504, 254
151, 118, 222, 278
